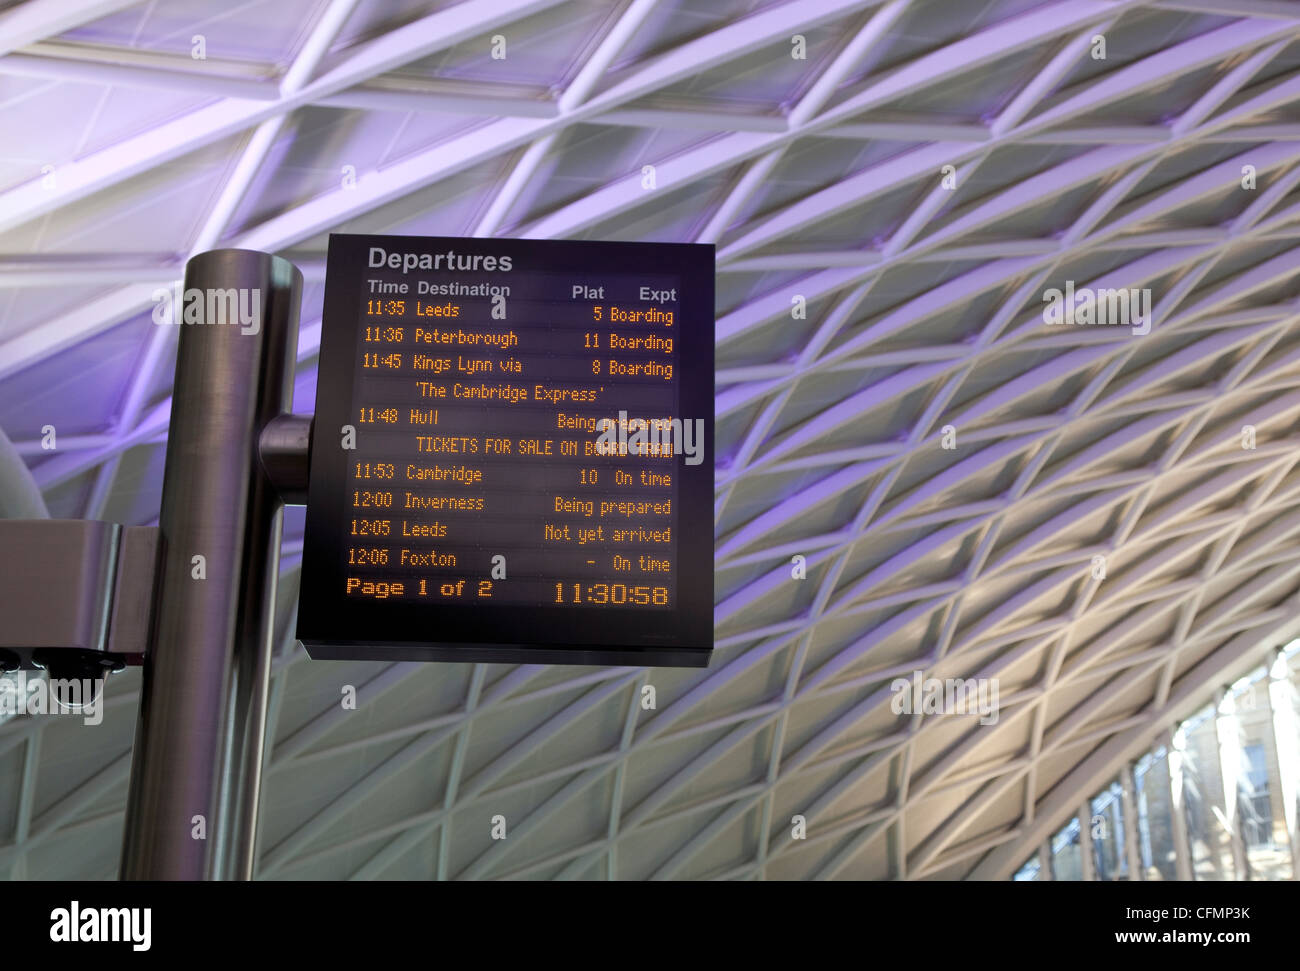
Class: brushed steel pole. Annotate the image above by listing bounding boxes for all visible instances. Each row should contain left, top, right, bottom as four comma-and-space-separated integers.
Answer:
120, 249, 301, 880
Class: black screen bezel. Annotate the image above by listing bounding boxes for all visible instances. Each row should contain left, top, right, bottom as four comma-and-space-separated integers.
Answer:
297, 233, 714, 667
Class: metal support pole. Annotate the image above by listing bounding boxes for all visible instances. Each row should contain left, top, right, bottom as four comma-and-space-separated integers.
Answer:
120, 249, 302, 880
1118, 763, 1143, 880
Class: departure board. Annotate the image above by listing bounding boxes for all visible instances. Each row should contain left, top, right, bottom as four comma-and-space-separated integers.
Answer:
297, 234, 714, 667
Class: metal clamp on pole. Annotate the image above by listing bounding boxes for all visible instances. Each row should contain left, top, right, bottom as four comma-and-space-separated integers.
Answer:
259, 413, 313, 506
120, 249, 303, 881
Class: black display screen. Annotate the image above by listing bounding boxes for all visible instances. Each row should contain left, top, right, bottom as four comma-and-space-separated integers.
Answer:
297, 234, 714, 667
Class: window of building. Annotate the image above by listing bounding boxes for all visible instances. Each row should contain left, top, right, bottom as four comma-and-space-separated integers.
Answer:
1091, 782, 1126, 880
1009, 640, 1300, 881
1134, 747, 1176, 880
1050, 817, 1082, 881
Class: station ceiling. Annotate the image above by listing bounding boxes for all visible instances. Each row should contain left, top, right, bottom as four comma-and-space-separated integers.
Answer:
4, 0, 1300, 879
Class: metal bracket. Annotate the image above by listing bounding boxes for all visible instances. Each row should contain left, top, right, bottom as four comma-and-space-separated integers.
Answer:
0, 519, 159, 676
259, 413, 313, 506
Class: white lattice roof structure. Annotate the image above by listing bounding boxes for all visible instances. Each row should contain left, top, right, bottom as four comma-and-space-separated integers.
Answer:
4, 0, 1300, 880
